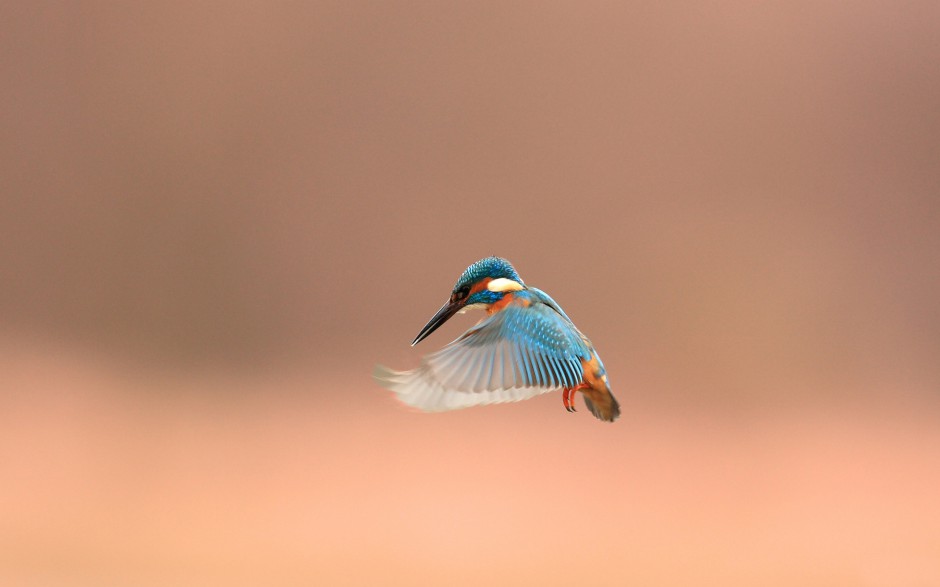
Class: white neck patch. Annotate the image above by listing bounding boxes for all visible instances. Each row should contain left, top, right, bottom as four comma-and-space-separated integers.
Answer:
487, 278, 524, 292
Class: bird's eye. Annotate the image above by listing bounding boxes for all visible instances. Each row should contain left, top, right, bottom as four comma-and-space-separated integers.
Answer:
453, 286, 470, 302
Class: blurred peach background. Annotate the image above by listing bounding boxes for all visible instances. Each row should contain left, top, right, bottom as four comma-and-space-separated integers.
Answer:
2, 2, 939, 585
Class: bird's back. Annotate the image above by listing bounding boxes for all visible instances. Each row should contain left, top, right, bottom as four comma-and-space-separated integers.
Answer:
527, 287, 619, 422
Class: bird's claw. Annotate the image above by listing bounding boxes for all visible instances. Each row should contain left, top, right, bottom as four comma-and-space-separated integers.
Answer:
563, 388, 576, 413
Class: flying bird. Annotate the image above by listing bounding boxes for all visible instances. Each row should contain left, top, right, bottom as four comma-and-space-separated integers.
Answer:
374, 257, 620, 422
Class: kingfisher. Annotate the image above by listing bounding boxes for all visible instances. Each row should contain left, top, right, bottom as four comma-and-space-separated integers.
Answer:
374, 256, 620, 422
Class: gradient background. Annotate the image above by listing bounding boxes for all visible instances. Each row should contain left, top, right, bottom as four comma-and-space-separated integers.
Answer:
3, 2, 939, 585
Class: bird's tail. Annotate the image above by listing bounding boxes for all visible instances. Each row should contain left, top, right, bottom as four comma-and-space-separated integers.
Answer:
582, 387, 620, 422
578, 353, 620, 422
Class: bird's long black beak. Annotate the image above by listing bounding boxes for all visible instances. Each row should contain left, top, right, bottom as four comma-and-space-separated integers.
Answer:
412, 300, 461, 346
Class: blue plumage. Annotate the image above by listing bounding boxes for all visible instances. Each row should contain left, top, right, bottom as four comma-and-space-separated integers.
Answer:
455, 256, 524, 289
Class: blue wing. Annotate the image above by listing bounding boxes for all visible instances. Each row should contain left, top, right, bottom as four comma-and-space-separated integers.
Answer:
374, 302, 592, 412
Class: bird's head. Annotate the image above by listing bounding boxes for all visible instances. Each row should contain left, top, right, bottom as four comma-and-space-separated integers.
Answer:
411, 256, 526, 346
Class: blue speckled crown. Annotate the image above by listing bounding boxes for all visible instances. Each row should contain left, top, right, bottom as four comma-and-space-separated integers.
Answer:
455, 257, 524, 289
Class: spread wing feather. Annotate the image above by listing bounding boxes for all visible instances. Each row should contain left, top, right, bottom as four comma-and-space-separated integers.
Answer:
375, 303, 591, 412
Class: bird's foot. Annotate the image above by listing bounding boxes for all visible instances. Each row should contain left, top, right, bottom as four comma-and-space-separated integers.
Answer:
563, 384, 589, 413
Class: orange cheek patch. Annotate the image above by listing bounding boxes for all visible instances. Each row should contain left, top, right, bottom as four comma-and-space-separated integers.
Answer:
468, 278, 492, 296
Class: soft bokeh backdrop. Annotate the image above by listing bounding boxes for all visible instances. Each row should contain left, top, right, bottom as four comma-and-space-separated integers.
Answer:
2, 2, 939, 585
